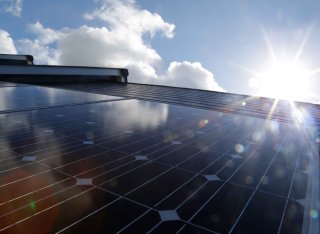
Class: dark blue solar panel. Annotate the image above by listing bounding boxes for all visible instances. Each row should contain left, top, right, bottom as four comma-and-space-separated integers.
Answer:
0, 97, 318, 233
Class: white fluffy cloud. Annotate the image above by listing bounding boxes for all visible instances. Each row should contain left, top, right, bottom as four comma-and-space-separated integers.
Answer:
16, 22, 61, 64
0, 29, 17, 54
16, 0, 224, 92
84, 0, 175, 39
17, 38, 59, 64
0, 0, 22, 17
161, 61, 224, 91
58, 25, 161, 68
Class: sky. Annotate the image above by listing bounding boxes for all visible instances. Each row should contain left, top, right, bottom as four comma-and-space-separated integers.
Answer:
1, 0, 320, 103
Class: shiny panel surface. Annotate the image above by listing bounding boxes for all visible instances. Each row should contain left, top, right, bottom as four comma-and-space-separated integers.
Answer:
0, 85, 122, 112
0, 98, 318, 234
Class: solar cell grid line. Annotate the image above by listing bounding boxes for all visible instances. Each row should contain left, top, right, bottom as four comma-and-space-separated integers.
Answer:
308, 150, 319, 234
1, 165, 128, 232
154, 154, 237, 210
6, 138, 81, 157
147, 221, 217, 234
159, 160, 231, 213
0, 170, 73, 221
1, 114, 85, 141
156, 129, 245, 171
96, 160, 172, 190
0, 170, 63, 197
94, 123, 240, 188
1, 124, 116, 161
0, 180, 77, 222
12, 140, 85, 162
44, 113, 202, 156
79, 157, 147, 185
37, 145, 112, 169
0, 169, 53, 191
277, 141, 304, 233
173, 146, 251, 211
35, 113, 228, 185
67, 185, 164, 233
0, 157, 34, 172
223, 181, 292, 201
54, 186, 156, 233
47, 112, 225, 171
115, 209, 157, 234
0, 133, 74, 156
48, 148, 117, 170
0, 142, 92, 177
118, 164, 177, 196
72, 130, 212, 179
0, 186, 99, 232
8, 136, 84, 157
0, 149, 19, 162
122, 132, 250, 208
183, 134, 288, 233
177, 223, 217, 234
3, 133, 73, 150
121, 163, 203, 198
34, 112, 116, 131
39, 106, 199, 147
0, 163, 39, 179
54, 185, 158, 233
0, 129, 66, 145
33, 117, 103, 133
77, 123, 240, 202
55, 197, 135, 234
0, 176, 73, 211
118, 210, 162, 233
62, 152, 137, 178
95, 118, 213, 152
49, 125, 118, 143
228, 135, 292, 233
0, 128, 50, 142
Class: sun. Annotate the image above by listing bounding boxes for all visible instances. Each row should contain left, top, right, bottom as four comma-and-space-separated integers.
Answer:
233, 26, 320, 103
250, 60, 311, 100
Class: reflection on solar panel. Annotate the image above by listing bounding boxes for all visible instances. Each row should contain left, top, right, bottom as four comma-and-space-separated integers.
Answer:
0, 59, 319, 233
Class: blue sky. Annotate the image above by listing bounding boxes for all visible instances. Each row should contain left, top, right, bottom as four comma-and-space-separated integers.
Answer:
1, 0, 320, 103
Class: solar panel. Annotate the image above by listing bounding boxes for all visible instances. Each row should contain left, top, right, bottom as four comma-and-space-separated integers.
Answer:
0, 84, 318, 234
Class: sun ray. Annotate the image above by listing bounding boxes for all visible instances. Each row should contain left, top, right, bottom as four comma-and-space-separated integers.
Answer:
229, 61, 263, 78
266, 99, 279, 120
293, 24, 314, 63
261, 28, 278, 63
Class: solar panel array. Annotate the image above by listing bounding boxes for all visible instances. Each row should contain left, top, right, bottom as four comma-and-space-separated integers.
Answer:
0, 81, 318, 233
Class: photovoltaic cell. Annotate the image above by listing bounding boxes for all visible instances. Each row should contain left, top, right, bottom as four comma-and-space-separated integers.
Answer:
0, 90, 318, 233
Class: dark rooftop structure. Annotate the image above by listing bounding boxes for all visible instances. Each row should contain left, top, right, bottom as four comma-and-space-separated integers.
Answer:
0, 54, 319, 234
